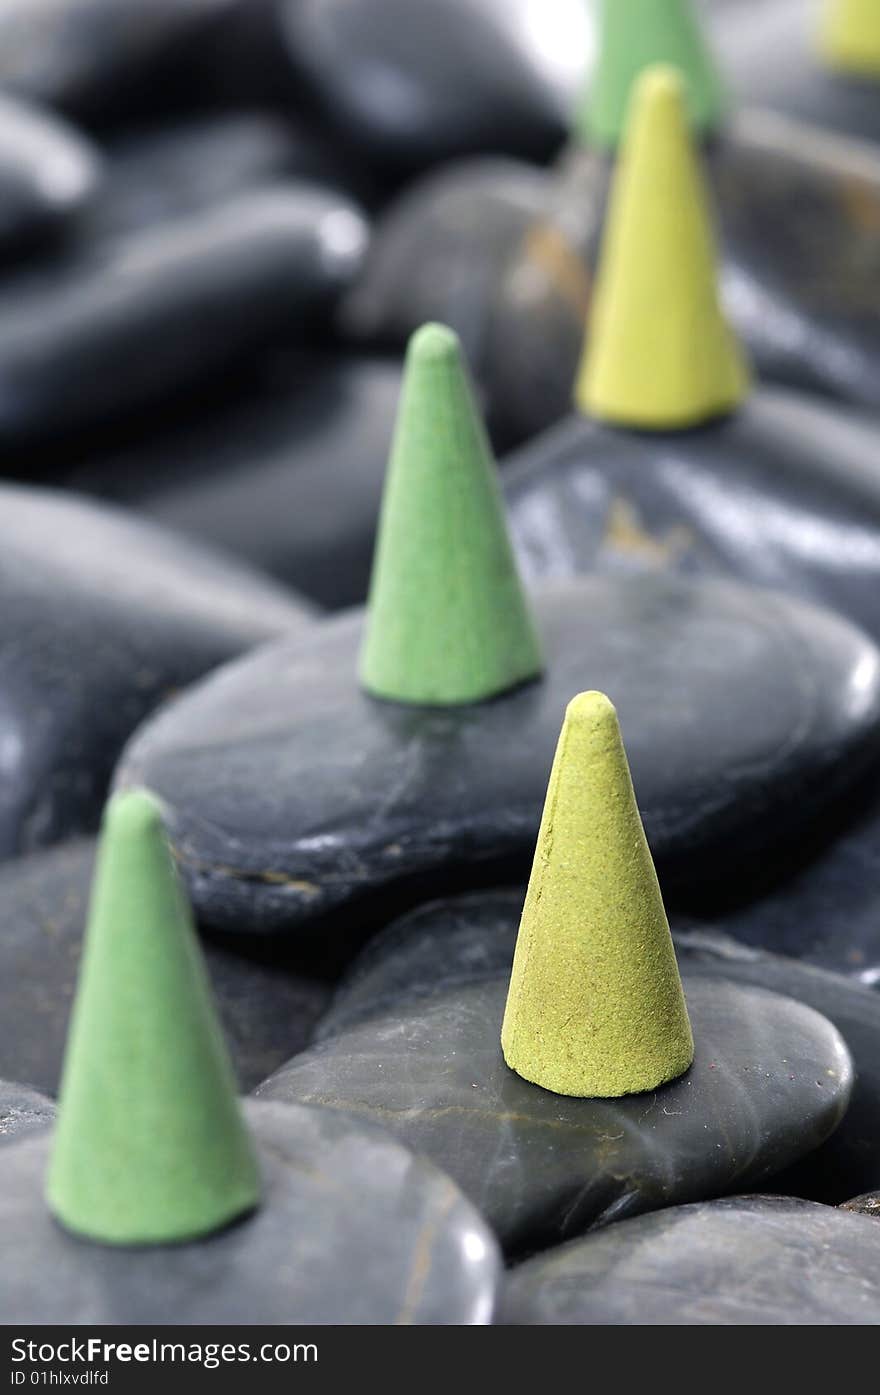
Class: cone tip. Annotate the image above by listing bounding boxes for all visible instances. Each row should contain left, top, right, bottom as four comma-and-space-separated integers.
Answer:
103, 787, 165, 841
634, 63, 687, 112
565, 690, 619, 731
408, 321, 461, 366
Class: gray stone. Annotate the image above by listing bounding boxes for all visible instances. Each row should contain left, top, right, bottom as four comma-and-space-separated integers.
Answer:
841, 1192, 880, 1219
505, 389, 880, 649
0, 1100, 500, 1324
0, 187, 367, 447
0, 1082, 55, 1146
70, 353, 403, 610
0, 94, 101, 254
259, 975, 853, 1256
116, 575, 880, 935
501, 1195, 880, 1325
316, 897, 880, 1206
277, 0, 587, 171
0, 483, 310, 857
0, 840, 332, 1095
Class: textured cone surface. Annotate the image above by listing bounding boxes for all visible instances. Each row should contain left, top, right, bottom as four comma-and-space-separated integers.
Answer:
577, 67, 749, 429
583, 0, 726, 149
501, 692, 694, 1098
820, 0, 880, 74
360, 323, 543, 705
46, 791, 261, 1246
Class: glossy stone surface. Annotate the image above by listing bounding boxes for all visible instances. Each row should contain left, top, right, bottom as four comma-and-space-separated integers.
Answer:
0, 186, 367, 447
502, 1196, 880, 1325
278, 0, 587, 171
117, 575, 880, 934
841, 1192, 880, 1218
506, 391, 880, 648
0, 94, 102, 255
341, 159, 549, 399
0, 484, 310, 857
0, 0, 235, 115
260, 975, 852, 1256
712, 0, 880, 146
0, 840, 331, 1094
676, 930, 880, 1205
92, 112, 363, 245
71, 353, 403, 610
318, 893, 880, 1206
316, 890, 524, 1042
678, 784, 880, 984
0, 1100, 500, 1324
0, 1082, 55, 1146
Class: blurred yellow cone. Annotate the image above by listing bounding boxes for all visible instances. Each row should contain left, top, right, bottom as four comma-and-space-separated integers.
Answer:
820, 0, 880, 76
576, 66, 749, 430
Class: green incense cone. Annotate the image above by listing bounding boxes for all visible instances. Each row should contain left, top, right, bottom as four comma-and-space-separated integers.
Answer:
501, 692, 694, 1098
359, 322, 543, 706
582, 0, 726, 150
46, 790, 261, 1246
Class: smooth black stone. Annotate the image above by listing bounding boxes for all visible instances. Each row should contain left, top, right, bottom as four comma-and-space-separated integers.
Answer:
0, 0, 236, 116
0, 1082, 55, 1146
675, 932, 880, 1205
90, 112, 365, 245
277, 0, 586, 171
678, 785, 880, 984
502, 1196, 880, 1325
340, 158, 549, 394
69, 353, 403, 610
259, 975, 852, 1256
116, 575, 880, 935
315, 890, 525, 1042
505, 392, 880, 647
0, 483, 310, 857
0, 186, 367, 446
712, 0, 880, 147
0, 1100, 500, 1324
841, 1192, 880, 1218
0, 94, 102, 255
0, 841, 332, 1095
316, 900, 880, 1205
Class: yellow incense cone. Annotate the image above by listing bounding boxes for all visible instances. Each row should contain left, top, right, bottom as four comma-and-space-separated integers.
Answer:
576, 66, 749, 430
501, 692, 694, 1099
820, 0, 880, 75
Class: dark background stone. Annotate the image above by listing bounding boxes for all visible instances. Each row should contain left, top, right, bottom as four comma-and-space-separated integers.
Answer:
712, 0, 880, 147
0, 186, 367, 449
0, 483, 310, 858
117, 576, 880, 935
339, 158, 549, 401
0, 94, 102, 257
0, 840, 333, 1095
260, 974, 852, 1257
0, 1100, 501, 1324
502, 1195, 880, 1325
506, 390, 880, 648
67, 353, 403, 610
276, 0, 586, 173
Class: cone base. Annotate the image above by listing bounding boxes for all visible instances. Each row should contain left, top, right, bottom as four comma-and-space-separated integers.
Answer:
500, 1037, 694, 1100
47, 1190, 259, 1250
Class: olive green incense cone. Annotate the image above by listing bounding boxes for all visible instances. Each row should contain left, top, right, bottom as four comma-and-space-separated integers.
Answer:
581, 0, 726, 150
359, 323, 543, 705
501, 692, 694, 1098
46, 790, 261, 1246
